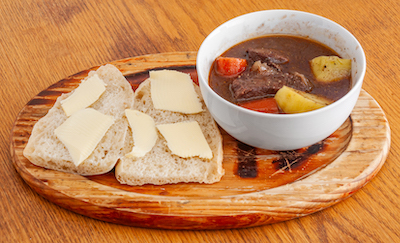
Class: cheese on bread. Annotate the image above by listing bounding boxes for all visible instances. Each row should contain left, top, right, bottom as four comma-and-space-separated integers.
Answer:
54, 108, 115, 166
124, 109, 157, 158
149, 70, 203, 114
156, 121, 213, 159
60, 74, 106, 116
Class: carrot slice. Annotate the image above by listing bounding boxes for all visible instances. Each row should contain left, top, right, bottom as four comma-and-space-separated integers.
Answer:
215, 57, 247, 77
238, 98, 280, 113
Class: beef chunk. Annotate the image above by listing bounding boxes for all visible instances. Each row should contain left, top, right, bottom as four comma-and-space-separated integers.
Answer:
231, 62, 313, 101
231, 73, 286, 100
230, 48, 313, 101
247, 48, 289, 65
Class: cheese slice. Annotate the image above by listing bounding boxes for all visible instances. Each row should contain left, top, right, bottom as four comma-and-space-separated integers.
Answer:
54, 108, 115, 166
125, 109, 157, 158
61, 74, 106, 116
156, 121, 212, 159
150, 70, 203, 114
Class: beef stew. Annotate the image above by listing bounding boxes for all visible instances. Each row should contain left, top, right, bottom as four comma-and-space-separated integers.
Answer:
209, 35, 352, 113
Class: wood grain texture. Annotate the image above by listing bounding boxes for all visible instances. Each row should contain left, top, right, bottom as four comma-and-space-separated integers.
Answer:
2, 0, 400, 242
10, 52, 389, 230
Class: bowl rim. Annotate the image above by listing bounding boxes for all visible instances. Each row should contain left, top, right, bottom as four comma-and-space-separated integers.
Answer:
196, 9, 367, 119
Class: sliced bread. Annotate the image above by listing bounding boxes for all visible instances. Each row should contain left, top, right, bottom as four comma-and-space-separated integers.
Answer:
115, 77, 224, 186
23, 64, 134, 175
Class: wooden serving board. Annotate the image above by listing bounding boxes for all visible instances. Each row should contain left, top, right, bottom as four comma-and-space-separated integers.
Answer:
10, 52, 391, 229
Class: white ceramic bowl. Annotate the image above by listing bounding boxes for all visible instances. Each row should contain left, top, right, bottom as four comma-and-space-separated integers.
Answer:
197, 10, 366, 151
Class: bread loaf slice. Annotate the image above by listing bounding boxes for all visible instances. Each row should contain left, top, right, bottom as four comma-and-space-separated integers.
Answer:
115, 77, 224, 186
23, 64, 134, 175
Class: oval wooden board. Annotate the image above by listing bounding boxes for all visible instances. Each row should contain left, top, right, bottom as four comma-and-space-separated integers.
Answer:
10, 52, 391, 229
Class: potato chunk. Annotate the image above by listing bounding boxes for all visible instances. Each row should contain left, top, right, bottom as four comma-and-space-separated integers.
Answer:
275, 86, 332, 114
310, 56, 351, 82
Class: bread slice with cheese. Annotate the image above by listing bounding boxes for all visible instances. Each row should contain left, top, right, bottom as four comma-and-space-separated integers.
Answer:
23, 64, 134, 175
115, 72, 224, 186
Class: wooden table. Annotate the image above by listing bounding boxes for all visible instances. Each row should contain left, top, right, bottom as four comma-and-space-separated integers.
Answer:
1, 0, 399, 242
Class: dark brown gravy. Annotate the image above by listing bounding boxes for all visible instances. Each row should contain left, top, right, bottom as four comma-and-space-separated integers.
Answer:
209, 35, 351, 105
